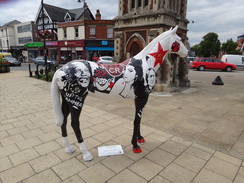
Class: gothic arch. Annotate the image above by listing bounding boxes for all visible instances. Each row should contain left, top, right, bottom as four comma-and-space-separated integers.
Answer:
126, 33, 145, 57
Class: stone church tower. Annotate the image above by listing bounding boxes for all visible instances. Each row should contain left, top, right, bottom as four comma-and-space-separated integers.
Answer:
114, 0, 190, 92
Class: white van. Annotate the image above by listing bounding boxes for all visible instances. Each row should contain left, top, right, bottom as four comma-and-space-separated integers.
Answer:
221, 55, 244, 67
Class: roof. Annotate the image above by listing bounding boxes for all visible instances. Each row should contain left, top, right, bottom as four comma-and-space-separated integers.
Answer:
2, 20, 21, 27
43, 3, 69, 22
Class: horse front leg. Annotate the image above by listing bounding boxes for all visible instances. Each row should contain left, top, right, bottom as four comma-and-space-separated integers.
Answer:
131, 94, 149, 153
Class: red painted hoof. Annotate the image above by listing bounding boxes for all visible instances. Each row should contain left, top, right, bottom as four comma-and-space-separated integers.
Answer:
137, 138, 145, 144
132, 147, 142, 153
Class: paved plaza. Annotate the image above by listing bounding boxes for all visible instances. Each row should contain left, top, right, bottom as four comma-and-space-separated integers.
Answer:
0, 65, 244, 183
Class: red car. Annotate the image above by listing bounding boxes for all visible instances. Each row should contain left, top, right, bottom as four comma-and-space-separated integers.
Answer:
190, 57, 236, 72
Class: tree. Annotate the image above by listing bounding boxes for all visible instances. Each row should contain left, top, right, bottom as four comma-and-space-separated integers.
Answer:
191, 44, 200, 56
221, 39, 238, 54
198, 32, 221, 57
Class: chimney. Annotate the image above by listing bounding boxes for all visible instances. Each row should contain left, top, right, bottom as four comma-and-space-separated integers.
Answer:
96, 9, 101, 20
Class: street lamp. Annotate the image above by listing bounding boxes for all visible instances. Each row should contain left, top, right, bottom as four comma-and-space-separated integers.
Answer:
41, 0, 48, 81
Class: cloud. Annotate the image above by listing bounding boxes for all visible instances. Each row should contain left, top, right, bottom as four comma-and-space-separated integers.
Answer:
1, 0, 243, 48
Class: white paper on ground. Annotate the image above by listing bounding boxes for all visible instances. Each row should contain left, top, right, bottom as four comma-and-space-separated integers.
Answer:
98, 145, 124, 157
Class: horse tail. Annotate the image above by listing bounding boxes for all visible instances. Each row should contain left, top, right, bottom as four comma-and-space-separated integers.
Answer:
51, 71, 64, 127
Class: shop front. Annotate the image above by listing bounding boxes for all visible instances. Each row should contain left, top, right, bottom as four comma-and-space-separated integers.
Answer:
25, 42, 43, 62
86, 40, 114, 61
58, 40, 85, 63
25, 41, 58, 62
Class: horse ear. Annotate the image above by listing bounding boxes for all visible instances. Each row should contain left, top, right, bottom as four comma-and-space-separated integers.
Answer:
172, 25, 178, 34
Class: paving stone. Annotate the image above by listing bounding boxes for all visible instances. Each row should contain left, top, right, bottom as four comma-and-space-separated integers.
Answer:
129, 158, 163, 181
52, 158, 86, 180
78, 163, 116, 183
112, 133, 132, 147
62, 175, 86, 183
34, 141, 61, 155
0, 144, 19, 159
0, 133, 25, 146
108, 125, 130, 136
22, 128, 44, 139
22, 169, 61, 183
238, 166, 244, 175
174, 152, 207, 173
90, 123, 111, 133
0, 163, 35, 183
101, 155, 134, 173
149, 175, 172, 183
185, 146, 212, 161
0, 157, 12, 172
107, 169, 147, 183
146, 148, 176, 167
205, 157, 239, 180
193, 168, 232, 183
93, 131, 116, 143
213, 151, 242, 166
16, 137, 42, 150
160, 163, 196, 183
234, 174, 244, 183
159, 140, 188, 156
9, 148, 39, 166
29, 152, 62, 173
191, 143, 215, 154
38, 131, 60, 142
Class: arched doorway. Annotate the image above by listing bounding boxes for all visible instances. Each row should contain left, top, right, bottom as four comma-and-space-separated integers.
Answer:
126, 34, 145, 58
130, 41, 141, 57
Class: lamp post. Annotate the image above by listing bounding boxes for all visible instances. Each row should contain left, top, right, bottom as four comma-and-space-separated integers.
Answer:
41, 0, 48, 81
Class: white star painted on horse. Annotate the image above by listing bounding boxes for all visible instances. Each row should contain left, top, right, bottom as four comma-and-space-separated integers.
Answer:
149, 42, 168, 68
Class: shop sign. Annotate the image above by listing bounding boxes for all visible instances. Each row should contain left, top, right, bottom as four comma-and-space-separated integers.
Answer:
46, 41, 58, 46
59, 40, 84, 47
26, 42, 43, 47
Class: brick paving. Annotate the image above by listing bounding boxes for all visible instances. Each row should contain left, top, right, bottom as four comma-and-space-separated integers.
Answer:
0, 67, 244, 183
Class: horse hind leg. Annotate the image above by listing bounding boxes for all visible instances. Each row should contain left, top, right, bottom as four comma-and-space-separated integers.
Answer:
70, 99, 93, 161
61, 98, 76, 154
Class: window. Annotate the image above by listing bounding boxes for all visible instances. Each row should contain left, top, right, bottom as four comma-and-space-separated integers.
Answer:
18, 37, 32, 44
144, 0, 149, 6
90, 27, 95, 37
107, 27, 113, 38
75, 28, 79, 37
63, 29, 67, 38
17, 25, 31, 33
138, 0, 141, 7
131, 0, 135, 8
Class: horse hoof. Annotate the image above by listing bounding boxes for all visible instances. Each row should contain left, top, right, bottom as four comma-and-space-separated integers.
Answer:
83, 151, 93, 162
132, 147, 142, 153
65, 146, 76, 155
137, 138, 145, 144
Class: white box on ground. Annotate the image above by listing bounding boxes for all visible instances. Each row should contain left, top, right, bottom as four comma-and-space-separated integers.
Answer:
98, 145, 124, 157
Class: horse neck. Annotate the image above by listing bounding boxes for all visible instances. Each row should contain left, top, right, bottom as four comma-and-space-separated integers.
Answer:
133, 33, 171, 71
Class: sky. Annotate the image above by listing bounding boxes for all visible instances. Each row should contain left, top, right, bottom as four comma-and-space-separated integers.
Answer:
0, 0, 243, 47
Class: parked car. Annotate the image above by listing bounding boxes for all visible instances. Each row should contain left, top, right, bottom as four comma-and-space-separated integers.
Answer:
97, 56, 113, 64
34, 56, 58, 67
3, 57, 21, 66
221, 54, 244, 67
187, 57, 197, 63
190, 57, 236, 72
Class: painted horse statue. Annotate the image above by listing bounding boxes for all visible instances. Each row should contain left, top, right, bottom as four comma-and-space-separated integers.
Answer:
51, 26, 188, 161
